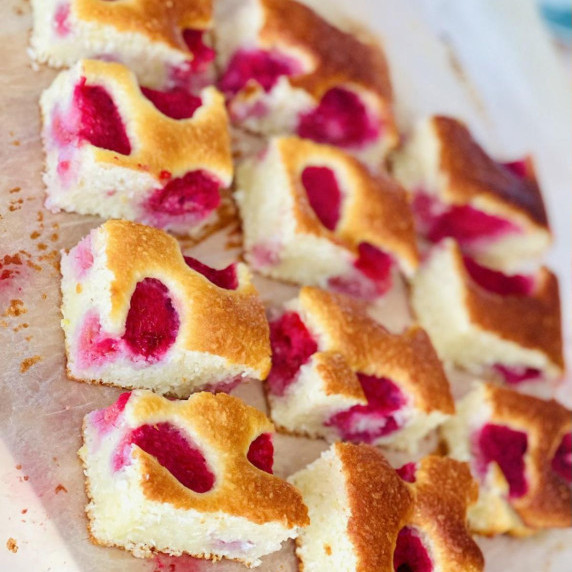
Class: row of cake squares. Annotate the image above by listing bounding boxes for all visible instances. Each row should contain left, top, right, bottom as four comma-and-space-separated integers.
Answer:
80, 383, 570, 567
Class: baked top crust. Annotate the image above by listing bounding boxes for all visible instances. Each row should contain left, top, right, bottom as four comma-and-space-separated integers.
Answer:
299, 287, 454, 414
100, 220, 270, 375
445, 242, 564, 370
484, 383, 572, 529
73, 60, 232, 181
410, 456, 484, 571
109, 391, 309, 527
336, 443, 413, 571
313, 351, 365, 401
433, 116, 548, 228
259, 0, 393, 106
276, 136, 419, 271
74, 0, 212, 48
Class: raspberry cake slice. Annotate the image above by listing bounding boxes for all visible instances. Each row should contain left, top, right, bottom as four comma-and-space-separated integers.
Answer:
441, 382, 572, 535
216, 0, 398, 168
236, 136, 418, 299
266, 287, 454, 451
392, 116, 551, 270
41, 59, 233, 238
411, 239, 564, 384
30, 0, 216, 90
288, 443, 414, 571
79, 390, 309, 566
395, 456, 484, 572
60, 220, 271, 397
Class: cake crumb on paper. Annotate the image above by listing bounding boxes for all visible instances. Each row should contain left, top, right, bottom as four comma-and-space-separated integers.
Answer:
6, 538, 18, 553
20, 355, 42, 373
54, 484, 68, 495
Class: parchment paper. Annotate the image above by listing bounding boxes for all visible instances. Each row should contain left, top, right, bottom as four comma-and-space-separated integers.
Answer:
1, 0, 570, 571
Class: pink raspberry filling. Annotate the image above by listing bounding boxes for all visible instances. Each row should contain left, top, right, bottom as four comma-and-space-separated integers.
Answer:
412, 193, 520, 246
493, 364, 542, 385
297, 87, 380, 149
267, 312, 318, 397
476, 423, 528, 498
219, 48, 301, 95
552, 433, 572, 483
141, 87, 202, 119
301, 166, 342, 231
463, 256, 534, 297
247, 433, 274, 474
54, 3, 71, 37
502, 160, 528, 178
184, 256, 239, 290
71, 234, 94, 279
182, 29, 216, 73
397, 462, 417, 483
146, 170, 221, 219
326, 374, 406, 443
78, 311, 120, 368
74, 78, 131, 155
123, 278, 180, 361
114, 422, 215, 493
90, 392, 132, 435
393, 527, 433, 572
329, 242, 394, 300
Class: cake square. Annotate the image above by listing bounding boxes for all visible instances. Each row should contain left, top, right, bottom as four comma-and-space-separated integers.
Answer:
288, 443, 414, 571
266, 287, 454, 451
41, 59, 233, 238
79, 390, 309, 566
236, 136, 419, 299
411, 239, 564, 383
30, 0, 215, 90
392, 115, 551, 270
441, 382, 572, 535
60, 220, 271, 397
215, 0, 398, 168
395, 456, 484, 571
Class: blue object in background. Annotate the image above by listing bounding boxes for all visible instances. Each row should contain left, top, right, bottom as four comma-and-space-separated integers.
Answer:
538, 0, 572, 44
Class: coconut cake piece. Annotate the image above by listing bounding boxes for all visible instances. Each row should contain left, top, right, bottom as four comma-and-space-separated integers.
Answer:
289, 443, 414, 572
411, 239, 564, 384
215, 0, 398, 169
79, 390, 309, 567
395, 456, 484, 572
392, 115, 551, 270
30, 0, 216, 90
60, 220, 271, 397
441, 382, 572, 536
41, 59, 233, 238
266, 287, 454, 451
236, 136, 418, 300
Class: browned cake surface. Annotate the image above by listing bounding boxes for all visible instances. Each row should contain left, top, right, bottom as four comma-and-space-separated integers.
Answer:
446, 244, 564, 370
433, 116, 548, 228
102, 220, 270, 375
99, 392, 309, 527
74, 60, 232, 180
259, 0, 395, 140
75, 0, 212, 48
337, 443, 413, 572
409, 456, 484, 571
485, 384, 572, 529
313, 351, 366, 401
277, 137, 418, 271
300, 287, 454, 414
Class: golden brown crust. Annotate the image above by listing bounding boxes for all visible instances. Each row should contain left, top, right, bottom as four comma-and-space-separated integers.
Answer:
79, 60, 232, 181
101, 220, 270, 377
336, 443, 413, 572
313, 351, 365, 401
125, 391, 310, 527
448, 243, 564, 370
484, 383, 572, 529
409, 456, 484, 571
276, 137, 419, 272
300, 287, 454, 414
433, 116, 549, 229
74, 0, 212, 51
